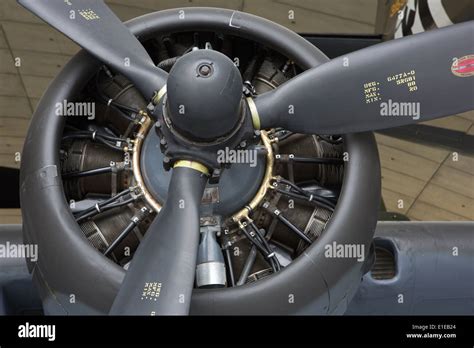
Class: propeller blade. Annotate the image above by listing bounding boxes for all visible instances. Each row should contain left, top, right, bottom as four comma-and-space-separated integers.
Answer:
18, 0, 167, 99
253, 21, 474, 134
110, 164, 208, 315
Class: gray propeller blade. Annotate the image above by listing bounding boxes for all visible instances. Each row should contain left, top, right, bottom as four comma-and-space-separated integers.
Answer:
254, 21, 474, 134
110, 165, 208, 315
18, 0, 167, 99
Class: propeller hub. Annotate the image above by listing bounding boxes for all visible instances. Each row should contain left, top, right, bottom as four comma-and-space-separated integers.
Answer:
166, 50, 243, 142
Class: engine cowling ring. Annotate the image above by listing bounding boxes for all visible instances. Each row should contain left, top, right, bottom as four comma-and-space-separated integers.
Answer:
20, 7, 380, 315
